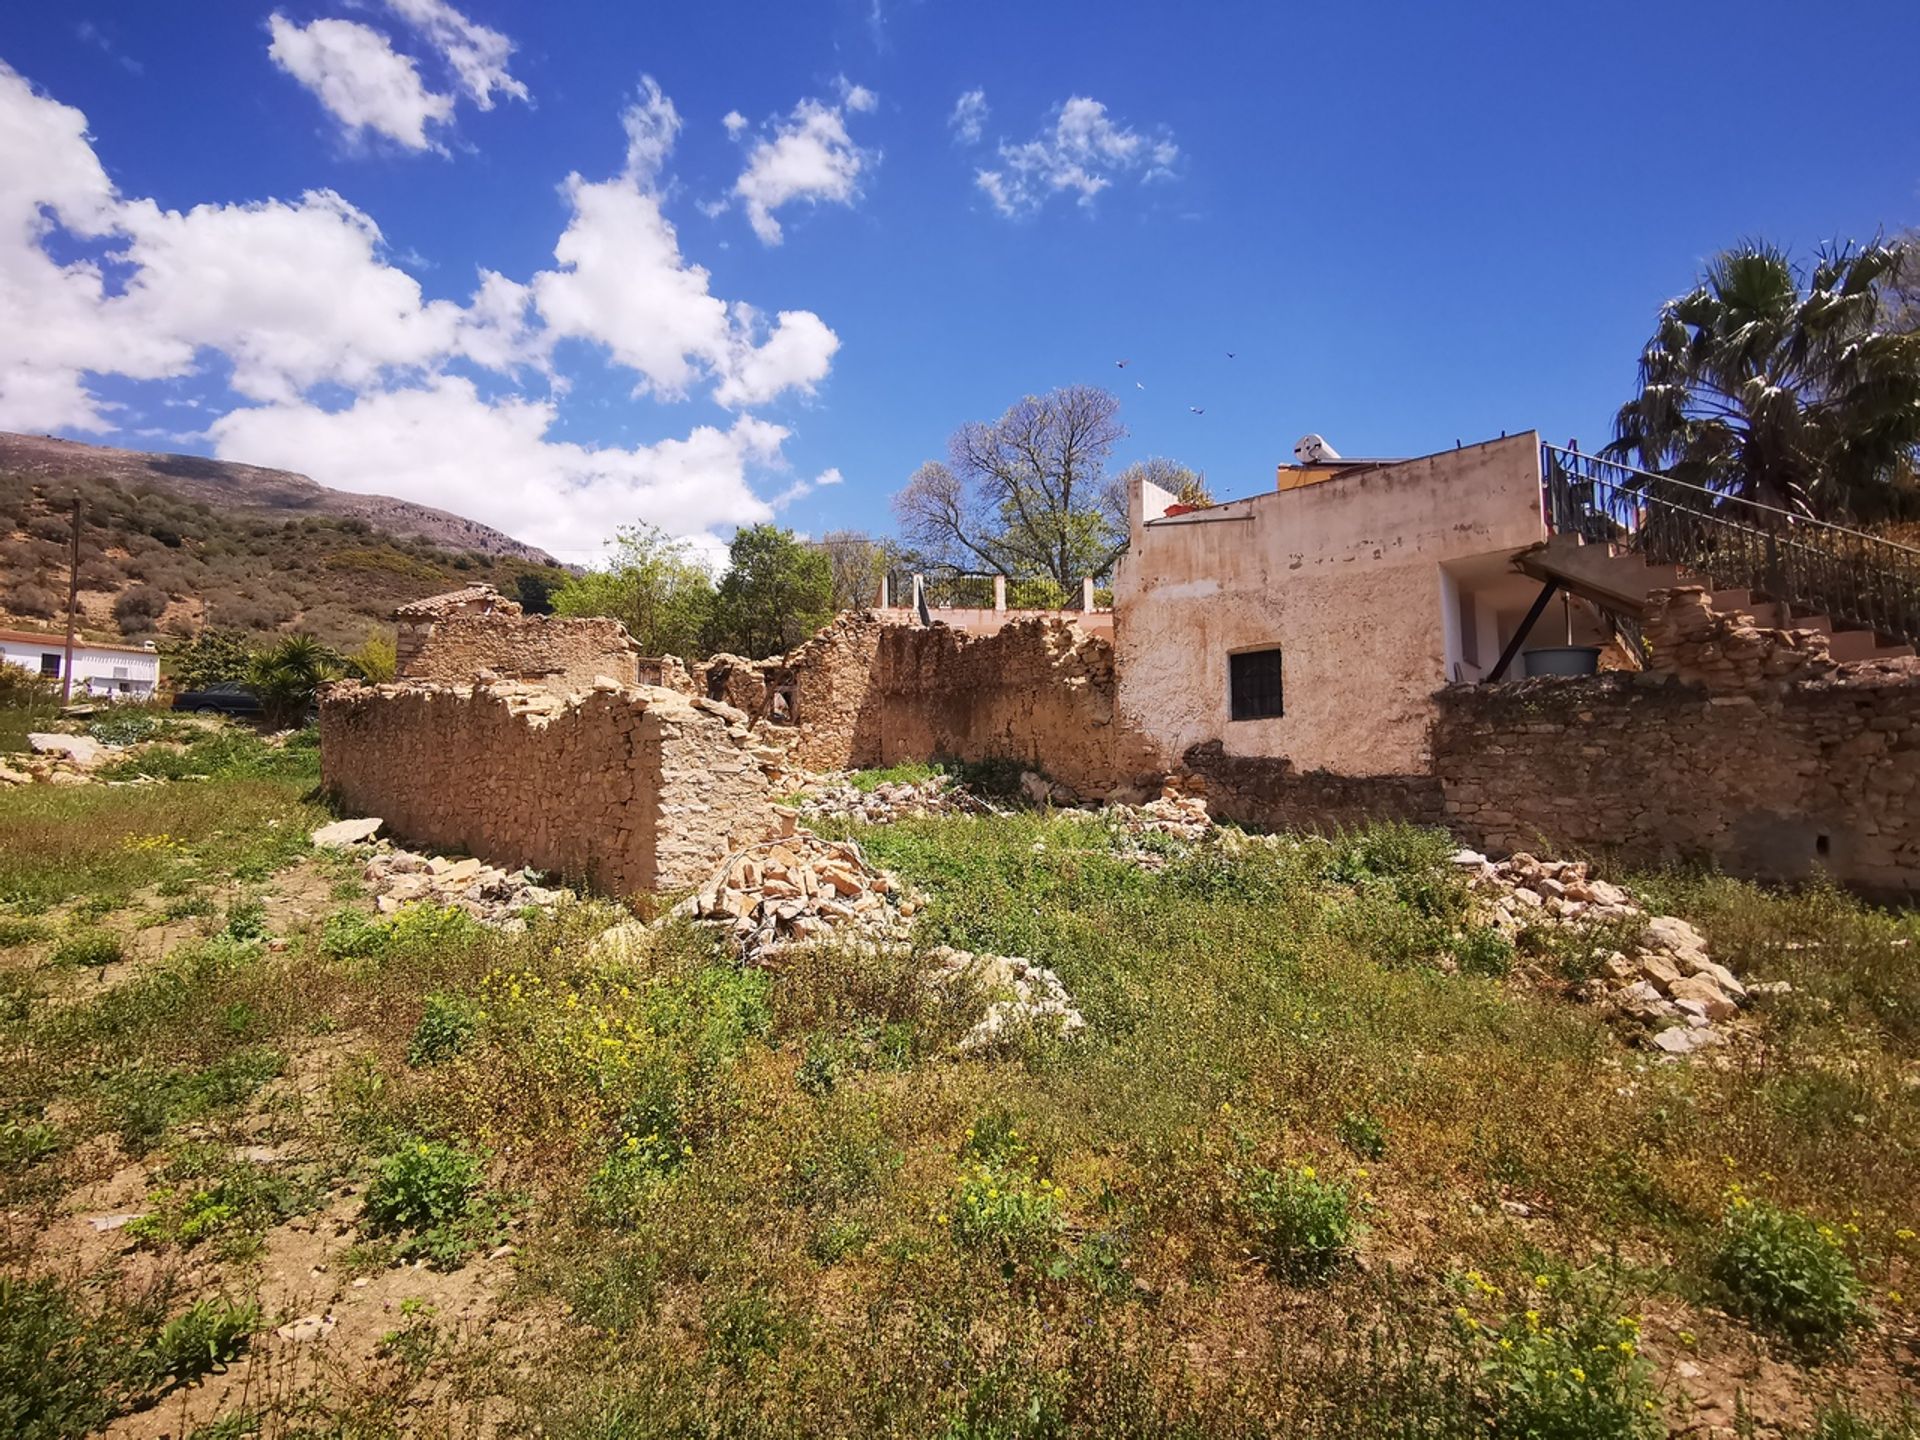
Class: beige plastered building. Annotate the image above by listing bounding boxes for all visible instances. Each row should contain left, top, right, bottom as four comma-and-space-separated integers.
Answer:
1113, 431, 1604, 776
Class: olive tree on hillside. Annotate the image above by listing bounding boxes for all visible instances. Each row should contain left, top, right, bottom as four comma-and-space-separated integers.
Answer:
1608, 238, 1920, 521
708, 524, 834, 659
550, 524, 715, 657
893, 386, 1131, 587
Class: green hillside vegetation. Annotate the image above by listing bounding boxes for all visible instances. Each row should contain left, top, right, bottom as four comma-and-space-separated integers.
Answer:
0, 472, 569, 653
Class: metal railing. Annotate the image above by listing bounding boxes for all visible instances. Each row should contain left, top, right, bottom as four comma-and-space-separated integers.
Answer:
1541, 444, 1920, 650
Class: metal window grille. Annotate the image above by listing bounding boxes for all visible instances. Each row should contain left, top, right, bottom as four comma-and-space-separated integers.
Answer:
1229, 649, 1284, 721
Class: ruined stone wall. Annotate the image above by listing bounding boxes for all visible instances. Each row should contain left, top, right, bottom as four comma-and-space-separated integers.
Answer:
1177, 740, 1444, 833
319, 680, 771, 894
783, 614, 885, 772
773, 615, 1155, 796
1432, 591, 1920, 896
401, 615, 640, 692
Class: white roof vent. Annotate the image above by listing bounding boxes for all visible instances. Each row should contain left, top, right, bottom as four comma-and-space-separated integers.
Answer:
1294, 433, 1342, 464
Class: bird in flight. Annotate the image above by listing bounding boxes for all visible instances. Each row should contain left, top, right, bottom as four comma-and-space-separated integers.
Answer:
1226, 351, 1236, 359
1190, 406, 1205, 415
1135, 381, 1146, 390
1115, 359, 1130, 368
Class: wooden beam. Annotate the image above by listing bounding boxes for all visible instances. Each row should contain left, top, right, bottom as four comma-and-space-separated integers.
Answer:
1486, 578, 1559, 682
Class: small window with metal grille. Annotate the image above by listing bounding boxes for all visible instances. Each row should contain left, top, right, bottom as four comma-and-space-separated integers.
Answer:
39, 653, 61, 678
1228, 648, 1283, 721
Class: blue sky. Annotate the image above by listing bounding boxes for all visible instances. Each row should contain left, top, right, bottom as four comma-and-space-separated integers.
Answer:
2, 1, 1915, 564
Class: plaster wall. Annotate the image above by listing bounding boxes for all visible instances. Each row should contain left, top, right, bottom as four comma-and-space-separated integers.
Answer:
1112, 433, 1546, 775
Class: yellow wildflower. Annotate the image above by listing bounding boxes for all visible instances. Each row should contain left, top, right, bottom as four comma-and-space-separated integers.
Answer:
1570, 1367, 1585, 1383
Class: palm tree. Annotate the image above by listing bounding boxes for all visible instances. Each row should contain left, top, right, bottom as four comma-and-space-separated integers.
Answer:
1607, 239, 1920, 523
249, 633, 342, 729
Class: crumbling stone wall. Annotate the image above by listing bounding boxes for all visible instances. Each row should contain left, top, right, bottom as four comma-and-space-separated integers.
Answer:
1432, 589, 1920, 895
1178, 741, 1443, 833
774, 615, 1155, 796
782, 614, 885, 772
319, 680, 771, 894
402, 615, 641, 692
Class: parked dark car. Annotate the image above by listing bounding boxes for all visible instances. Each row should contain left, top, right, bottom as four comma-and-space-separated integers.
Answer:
171, 680, 263, 716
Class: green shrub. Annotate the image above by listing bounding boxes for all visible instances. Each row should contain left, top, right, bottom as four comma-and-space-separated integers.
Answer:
1336, 1108, 1388, 1161
0, 1118, 60, 1169
0, 917, 49, 948
365, 1140, 481, 1233
407, 991, 480, 1067
49, 929, 124, 968
1453, 926, 1516, 977
1241, 1164, 1360, 1279
363, 1139, 499, 1268
1713, 1190, 1867, 1347
135, 1296, 259, 1389
1789, 1400, 1920, 1439
0, 1276, 117, 1438
222, 897, 269, 942
1451, 1277, 1660, 1440
87, 709, 160, 746
948, 1119, 1063, 1266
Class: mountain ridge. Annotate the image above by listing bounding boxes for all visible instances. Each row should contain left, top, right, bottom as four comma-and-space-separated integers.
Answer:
0, 432, 555, 566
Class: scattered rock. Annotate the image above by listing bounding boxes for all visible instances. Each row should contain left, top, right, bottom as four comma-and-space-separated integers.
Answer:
922, 945, 1086, 1053
677, 832, 915, 962
27, 733, 104, 767
276, 1313, 336, 1344
1463, 850, 1774, 1059
361, 846, 575, 927
311, 817, 384, 848
792, 772, 993, 825
86, 1213, 146, 1232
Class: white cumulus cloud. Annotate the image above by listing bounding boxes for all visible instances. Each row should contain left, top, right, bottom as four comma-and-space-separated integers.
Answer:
949, 88, 987, 145
728, 83, 877, 245
267, 14, 455, 152
0, 61, 843, 556
210, 378, 788, 563
975, 96, 1179, 217
382, 0, 528, 110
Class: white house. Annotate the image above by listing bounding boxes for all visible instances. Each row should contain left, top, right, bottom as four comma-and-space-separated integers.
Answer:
0, 628, 161, 700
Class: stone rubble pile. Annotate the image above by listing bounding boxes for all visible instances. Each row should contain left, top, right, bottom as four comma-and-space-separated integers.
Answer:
677, 831, 918, 961
362, 850, 573, 928
792, 773, 994, 825
1451, 849, 1780, 1056
308, 818, 573, 928
922, 945, 1086, 1053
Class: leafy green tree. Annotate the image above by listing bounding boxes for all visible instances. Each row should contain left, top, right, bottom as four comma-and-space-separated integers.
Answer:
345, 631, 398, 683
709, 524, 834, 659
248, 634, 342, 728
551, 525, 714, 656
1116, 456, 1212, 507
1608, 239, 1920, 521
167, 629, 256, 692
893, 385, 1129, 587
514, 571, 563, 615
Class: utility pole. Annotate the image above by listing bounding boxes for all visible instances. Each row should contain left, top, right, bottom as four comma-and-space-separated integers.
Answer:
60, 497, 82, 705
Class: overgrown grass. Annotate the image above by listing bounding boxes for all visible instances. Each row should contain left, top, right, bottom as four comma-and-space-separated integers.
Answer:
4, 770, 1918, 1435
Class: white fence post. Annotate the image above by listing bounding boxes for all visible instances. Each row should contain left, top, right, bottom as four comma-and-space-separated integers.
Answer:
993, 575, 1007, 613
1081, 576, 1095, 612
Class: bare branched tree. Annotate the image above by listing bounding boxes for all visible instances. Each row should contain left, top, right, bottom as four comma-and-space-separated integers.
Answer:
814, 529, 898, 611
1115, 456, 1212, 507
894, 386, 1129, 586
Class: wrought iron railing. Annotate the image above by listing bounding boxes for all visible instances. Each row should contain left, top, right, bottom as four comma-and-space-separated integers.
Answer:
1541, 444, 1920, 650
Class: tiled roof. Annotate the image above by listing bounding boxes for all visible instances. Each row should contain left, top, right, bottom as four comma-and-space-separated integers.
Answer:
393, 585, 513, 618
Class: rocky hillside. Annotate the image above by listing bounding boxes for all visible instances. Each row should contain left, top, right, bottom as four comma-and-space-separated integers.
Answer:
0, 434, 568, 652
0, 433, 553, 564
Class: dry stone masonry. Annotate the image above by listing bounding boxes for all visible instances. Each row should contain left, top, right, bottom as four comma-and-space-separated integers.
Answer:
402, 613, 642, 692
319, 678, 773, 894
1434, 588, 1920, 896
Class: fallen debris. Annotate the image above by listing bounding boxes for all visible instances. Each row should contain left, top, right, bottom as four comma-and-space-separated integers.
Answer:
922, 945, 1086, 1053
312, 816, 384, 848
792, 773, 994, 825
1451, 849, 1772, 1057
361, 849, 572, 928
27, 732, 105, 767
677, 832, 916, 961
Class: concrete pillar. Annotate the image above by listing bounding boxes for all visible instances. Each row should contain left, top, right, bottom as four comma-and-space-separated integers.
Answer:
993, 575, 1007, 612
911, 574, 924, 615
1082, 576, 1096, 611
878, 573, 890, 609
